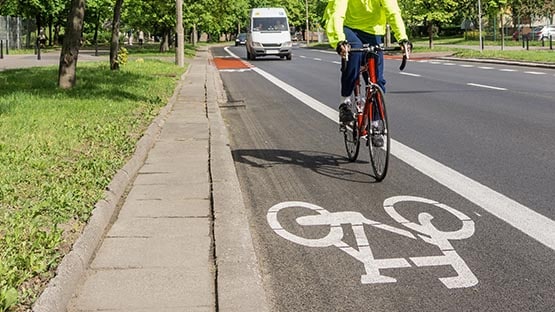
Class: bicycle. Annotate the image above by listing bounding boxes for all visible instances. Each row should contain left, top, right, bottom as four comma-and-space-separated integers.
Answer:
340, 43, 409, 181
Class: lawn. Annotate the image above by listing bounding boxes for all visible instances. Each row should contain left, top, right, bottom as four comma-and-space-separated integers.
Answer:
0, 47, 189, 310
309, 36, 555, 64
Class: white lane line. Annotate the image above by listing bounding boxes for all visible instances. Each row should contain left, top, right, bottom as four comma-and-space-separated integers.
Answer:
499, 68, 517, 72
244, 63, 555, 251
443, 63, 456, 66
524, 71, 546, 75
400, 72, 421, 77
313, 58, 322, 61
391, 141, 555, 251
251, 67, 338, 121
478, 66, 494, 70
460, 64, 475, 68
467, 83, 507, 91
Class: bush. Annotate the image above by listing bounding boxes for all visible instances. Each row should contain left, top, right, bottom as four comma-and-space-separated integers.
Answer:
116, 47, 128, 65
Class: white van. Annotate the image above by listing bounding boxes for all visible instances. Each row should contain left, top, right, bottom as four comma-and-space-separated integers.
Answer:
246, 8, 292, 60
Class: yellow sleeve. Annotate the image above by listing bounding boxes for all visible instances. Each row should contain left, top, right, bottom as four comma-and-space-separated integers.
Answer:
382, 0, 408, 41
324, 0, 349, 48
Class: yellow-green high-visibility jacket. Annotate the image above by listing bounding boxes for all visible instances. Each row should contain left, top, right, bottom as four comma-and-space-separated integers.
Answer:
324, 0, 408, 48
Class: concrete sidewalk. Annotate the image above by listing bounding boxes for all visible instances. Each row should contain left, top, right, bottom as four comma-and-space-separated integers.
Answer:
33, 47, 269, 311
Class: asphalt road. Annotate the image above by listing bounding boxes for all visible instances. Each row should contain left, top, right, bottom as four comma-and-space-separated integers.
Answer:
213, 45, 555, 312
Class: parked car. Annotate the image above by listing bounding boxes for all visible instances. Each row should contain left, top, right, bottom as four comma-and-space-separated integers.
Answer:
537, 25, 555, 40
235, 33, 247, 46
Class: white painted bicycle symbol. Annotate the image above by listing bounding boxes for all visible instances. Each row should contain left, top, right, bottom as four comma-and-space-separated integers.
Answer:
267, 196, 478, 289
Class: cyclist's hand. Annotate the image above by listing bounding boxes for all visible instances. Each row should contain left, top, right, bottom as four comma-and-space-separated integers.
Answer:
336, 41, 350, 59
398, 39, 412, 59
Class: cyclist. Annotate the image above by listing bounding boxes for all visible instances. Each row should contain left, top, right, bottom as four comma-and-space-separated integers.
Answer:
324, 0, 411, 123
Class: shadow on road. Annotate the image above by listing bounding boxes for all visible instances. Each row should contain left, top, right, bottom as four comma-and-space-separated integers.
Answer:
232, 148, 381, 183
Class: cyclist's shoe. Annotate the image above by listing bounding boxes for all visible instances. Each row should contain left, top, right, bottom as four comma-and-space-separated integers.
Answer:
371, 120, 384, 147
371, 135, 384, 147
339, 102, 354, 123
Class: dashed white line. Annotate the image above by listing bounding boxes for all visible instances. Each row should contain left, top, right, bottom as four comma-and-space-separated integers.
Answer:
524, 71, 546, 75
499, 68, 517, 72
460, 64, 475, 68
467, 83, 507, 91
400, 72, 421, 77
478, 66, 494, 70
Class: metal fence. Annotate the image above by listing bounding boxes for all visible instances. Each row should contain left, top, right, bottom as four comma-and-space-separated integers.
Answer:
0, 16, 36, 50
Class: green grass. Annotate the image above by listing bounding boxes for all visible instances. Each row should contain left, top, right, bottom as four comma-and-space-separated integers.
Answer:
452, 49, 555, 63
0, 51, 188, 310
310, 37, 555, 64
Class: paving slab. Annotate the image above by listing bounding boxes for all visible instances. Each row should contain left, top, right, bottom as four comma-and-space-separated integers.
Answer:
117, 198, 211, 218
91, 236, 209, 268
71, 268, 213, 311
106, 217, 210, 238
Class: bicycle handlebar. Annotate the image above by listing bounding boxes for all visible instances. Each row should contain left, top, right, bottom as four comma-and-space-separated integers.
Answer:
342, 43, 410, 71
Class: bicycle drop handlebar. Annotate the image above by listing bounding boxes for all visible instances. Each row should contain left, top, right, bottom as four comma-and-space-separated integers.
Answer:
342, 43, 410, 71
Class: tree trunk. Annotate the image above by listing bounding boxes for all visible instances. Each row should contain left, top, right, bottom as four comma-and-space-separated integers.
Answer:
110, 0, 124, 70
94, 13, 99, 56
500, 13, 505, 50
192, 24, 197, 46
58, 0, 86, 89
48, 19, 53, 46
160, 30, 170, 52
428, 23, 434, 49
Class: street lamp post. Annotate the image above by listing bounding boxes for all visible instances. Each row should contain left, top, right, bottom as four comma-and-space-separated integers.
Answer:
306, 0, 309, 45
478, 0, 483, 52
176, 0, 184, 66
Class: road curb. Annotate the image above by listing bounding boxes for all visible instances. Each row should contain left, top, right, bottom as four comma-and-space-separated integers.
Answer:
32, 65, 191, 312
206, 49, 270, 312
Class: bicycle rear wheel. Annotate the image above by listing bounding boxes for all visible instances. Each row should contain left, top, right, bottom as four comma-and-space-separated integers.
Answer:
367, 86, 390, 181
343, 90, 361, 161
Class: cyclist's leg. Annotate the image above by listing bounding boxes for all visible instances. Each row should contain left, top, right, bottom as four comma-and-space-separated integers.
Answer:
338, 27, 364, 123
341, 27, 363, 97
352, 30, 385, 92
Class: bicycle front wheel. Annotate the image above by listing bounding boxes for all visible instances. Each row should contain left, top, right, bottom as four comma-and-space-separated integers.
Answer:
368, 86, 390, 181
343, 104, 360, 161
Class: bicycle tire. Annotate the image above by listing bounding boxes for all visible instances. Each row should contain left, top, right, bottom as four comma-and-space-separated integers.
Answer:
343, 80, 363, 161
367, 86, 390, 181
343, 102, 360, 161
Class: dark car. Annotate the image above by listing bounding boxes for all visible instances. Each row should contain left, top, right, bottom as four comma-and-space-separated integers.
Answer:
235, 33, 247, 46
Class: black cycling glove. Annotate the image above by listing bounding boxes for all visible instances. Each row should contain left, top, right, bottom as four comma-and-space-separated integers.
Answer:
398, 39, 413, 51
336, 40, 349, 55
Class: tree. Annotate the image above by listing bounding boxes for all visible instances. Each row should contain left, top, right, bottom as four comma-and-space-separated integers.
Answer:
58, 0, 86, 88
109, 0, 124, 70
85, 0, 114, 54
124, 0, 176, 50
399, 0, 458, 48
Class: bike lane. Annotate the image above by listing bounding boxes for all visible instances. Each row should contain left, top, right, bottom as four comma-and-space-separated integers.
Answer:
211, 46, 555, 312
